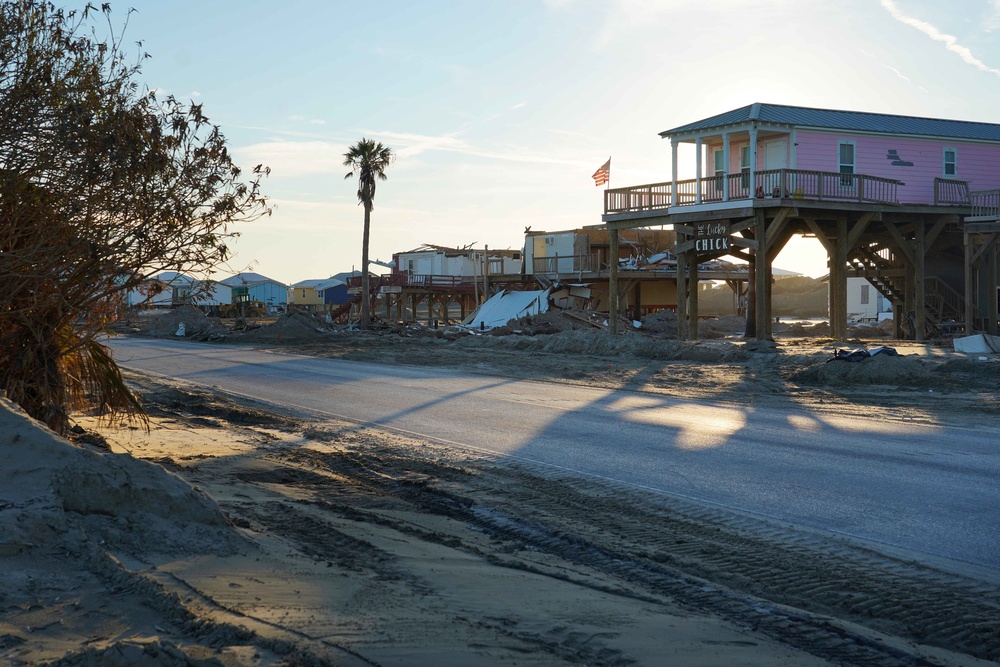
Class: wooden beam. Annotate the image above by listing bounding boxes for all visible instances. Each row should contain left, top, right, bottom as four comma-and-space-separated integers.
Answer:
609, 226, 619, 335
832, 216, 849, 341
729, 236, 758, 250
804, 217, 835, 255
925, 215, 951, 249
564, 310, 606, 329
754, 210, 769, 339
884, 222, 914, 264
764, 207, 792, 250
769, 224, 796, 258
690, 260, 699, 339
969, 232, 997, 265
914, 221, 926, 342
965, 230, 974, 335
675, 239, 696, 254
676, 238, 688, 341
846, 210, 877, 251
989, 243, 999, 336
965, 221, 1000, 233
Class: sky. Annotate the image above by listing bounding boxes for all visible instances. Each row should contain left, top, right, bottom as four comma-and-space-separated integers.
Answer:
78, 0, 1000, 283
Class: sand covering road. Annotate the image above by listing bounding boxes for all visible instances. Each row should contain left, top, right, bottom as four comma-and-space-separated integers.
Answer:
3, 325, 1000, 665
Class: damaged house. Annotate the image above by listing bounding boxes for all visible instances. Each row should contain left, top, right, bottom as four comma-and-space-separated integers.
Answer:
524, 227, 749, 318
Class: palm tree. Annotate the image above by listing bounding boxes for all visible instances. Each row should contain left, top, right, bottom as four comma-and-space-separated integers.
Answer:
343, 138, 394, 329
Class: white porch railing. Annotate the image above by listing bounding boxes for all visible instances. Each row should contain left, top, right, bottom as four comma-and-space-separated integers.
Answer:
532, 253, 600, 275
934, 177, 971, 205
970, 189, 1000, 219
605, 169, 904, 214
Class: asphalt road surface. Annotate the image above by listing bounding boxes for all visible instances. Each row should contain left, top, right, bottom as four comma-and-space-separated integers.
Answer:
107, 336, 1000, 574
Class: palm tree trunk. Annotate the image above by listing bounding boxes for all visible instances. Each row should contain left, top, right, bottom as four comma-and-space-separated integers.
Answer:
360, 203, 372, 329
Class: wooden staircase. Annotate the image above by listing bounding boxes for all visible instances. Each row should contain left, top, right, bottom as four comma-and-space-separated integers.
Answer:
849, 242, 965, 337
329, 277, 381, 323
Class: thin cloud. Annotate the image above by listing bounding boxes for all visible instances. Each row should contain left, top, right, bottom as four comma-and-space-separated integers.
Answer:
986, 0, 1000, 32
361, 129, 590, 167
883, 64, 911, 82
880, 0, 1000, 76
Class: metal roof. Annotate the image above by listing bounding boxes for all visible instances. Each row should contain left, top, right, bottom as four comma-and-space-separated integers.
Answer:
460, 289, 550, 331
661, 103, 1000, 142
220, 272, 288, 288
290, 279, 329, 289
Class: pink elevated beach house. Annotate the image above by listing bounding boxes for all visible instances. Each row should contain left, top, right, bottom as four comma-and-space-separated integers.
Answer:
602, 103, 1000, 341
607, 102, 1000, 213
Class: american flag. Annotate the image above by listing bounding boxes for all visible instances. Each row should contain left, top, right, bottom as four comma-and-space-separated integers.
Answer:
592, 158, 610, 187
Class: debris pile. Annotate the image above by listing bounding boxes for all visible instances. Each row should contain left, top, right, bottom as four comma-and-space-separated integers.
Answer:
490, 308, 611, 336
789, 352, 934, 387
135, 305, 226, 340
235, 311, 332, 342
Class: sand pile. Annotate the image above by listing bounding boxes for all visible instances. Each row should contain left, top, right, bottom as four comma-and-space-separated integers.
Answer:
455, 328, 746, 362
0, 398, 233, 557
137, 305, 226, 340
848, 320, 892, 339
789, 351, 935, 387
640, 309, 678, 336
236, 311, 331, 342
699, 314, 746, 338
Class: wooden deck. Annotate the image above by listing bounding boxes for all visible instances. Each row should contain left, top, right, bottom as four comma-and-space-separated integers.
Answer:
605, 169, 906, 215
969, 188, 1000, 221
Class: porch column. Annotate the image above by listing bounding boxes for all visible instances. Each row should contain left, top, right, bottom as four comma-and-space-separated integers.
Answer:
609, 225, 619, 335
689, 258, 699, 339
722, 132, 730, 202
671, 139, 679, 207
695, 137, 703, 205
753, 210, 769, 339
749, 126, 758, 197
989, 242, 999, 336
914, 221, 926, 342
964, 230, 974, 334
832, 216, 848, 341
676, 240, 688, 340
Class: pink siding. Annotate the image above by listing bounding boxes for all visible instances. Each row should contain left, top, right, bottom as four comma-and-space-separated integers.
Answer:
795, 130, 1000, 204
707, 140, 753, 175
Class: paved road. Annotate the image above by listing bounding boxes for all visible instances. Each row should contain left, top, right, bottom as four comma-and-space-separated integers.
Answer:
108, 337, 1000, 572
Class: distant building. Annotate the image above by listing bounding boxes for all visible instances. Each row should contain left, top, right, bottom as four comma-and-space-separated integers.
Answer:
220, 272, 287, 307
287, 279, 328, 309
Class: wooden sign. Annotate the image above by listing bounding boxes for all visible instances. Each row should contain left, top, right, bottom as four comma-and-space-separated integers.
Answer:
694, 221, 731, 254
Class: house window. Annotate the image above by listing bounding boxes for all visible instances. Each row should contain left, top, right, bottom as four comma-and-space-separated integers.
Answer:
407, 259, 414, 272
713, 149, 724, 177
739, 145, 751, 193
838, 141, 856, 187
301, 289, 306, 299
712, 149, 725, 199
860, 283, 870, 305
943, 147, 957, 177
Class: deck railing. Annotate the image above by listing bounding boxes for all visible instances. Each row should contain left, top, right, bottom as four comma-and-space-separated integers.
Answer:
934, 178, 971, 205
532, 253, 600, 275
605, 169, 903, 214
347, 273, 476, 290
970, 189, 1000, 219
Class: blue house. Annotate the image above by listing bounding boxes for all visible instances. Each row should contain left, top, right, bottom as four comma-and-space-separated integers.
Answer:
220, 272, 288, 307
